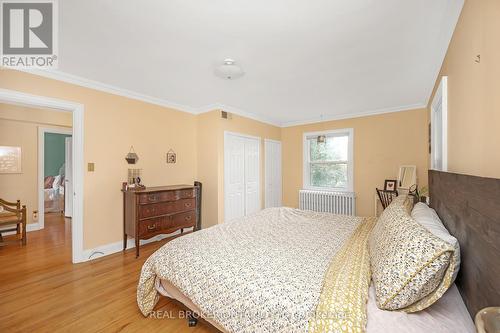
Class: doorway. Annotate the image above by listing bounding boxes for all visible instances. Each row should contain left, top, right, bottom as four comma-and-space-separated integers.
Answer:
39, 127, 73, 230
0, 88, 84, 263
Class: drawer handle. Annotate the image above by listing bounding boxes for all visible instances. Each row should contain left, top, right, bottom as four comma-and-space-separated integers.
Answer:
185, 216, 192, 221
184, 202, 192, 208
147, 224, 156, 230
148, 195, 158, 201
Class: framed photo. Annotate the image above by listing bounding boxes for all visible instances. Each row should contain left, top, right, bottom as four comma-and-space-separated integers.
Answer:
166, 150, 176, 164
0, 146, 22, 174
384, 179, 397, 192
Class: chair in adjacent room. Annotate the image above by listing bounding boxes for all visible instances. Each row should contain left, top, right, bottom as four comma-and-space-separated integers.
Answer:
0, 199, 27, 246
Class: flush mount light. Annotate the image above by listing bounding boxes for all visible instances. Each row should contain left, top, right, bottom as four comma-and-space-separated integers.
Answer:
215, 59, 244, 80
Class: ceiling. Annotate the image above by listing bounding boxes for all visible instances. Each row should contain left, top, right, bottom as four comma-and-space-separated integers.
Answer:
50, 0, 463, 126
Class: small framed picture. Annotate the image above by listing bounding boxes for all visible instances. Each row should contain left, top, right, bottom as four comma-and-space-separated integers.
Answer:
166, 150, 176, 164
384, 179, 397, 192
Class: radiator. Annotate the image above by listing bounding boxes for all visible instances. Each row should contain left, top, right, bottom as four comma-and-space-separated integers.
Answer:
299, 190, 356, 216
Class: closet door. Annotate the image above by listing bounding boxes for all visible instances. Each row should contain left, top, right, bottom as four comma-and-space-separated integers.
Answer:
265, 139, 282, 208
244, 137, 261, 215
224, 132, 261, 222
224, 133, 246, 221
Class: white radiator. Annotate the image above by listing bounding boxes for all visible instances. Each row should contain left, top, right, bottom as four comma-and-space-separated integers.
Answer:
299, 190, 356, 216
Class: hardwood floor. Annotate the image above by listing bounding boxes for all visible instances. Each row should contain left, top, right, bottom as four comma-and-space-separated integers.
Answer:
0, 213, 220, 333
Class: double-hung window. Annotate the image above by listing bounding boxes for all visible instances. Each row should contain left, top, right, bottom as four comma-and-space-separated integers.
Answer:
303, 128, 353, 191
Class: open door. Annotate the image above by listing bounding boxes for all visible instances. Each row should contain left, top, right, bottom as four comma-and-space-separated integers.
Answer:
64, 137, 73, 218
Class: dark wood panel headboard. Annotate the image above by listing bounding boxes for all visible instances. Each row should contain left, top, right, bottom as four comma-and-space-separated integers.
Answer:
429, 170, 500, 317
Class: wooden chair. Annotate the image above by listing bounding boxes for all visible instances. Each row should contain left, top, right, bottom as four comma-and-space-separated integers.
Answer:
0, 199, 27, 246
376, 188, 398, 210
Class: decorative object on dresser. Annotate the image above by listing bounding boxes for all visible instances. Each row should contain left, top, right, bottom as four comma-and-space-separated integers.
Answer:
384, 179, 397, 191
376, 188, 398, 210
0, 198, 27, 246
122, 182, 202, 257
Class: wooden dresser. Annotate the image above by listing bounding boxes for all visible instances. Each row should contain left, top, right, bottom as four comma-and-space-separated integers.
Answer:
122, 182, 201, 257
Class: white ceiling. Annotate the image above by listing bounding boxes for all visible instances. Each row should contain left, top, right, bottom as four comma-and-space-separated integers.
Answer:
52, 0, 463, 126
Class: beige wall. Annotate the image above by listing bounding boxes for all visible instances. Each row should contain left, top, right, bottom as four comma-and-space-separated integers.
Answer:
0, 70, 198, 249
428, 0, 500, 178
282, 109, 429, 216
0, 104, 72, 224
197, 111, 281, 227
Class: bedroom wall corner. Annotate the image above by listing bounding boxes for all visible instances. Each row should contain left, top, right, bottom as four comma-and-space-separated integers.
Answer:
281, 108, 429, 217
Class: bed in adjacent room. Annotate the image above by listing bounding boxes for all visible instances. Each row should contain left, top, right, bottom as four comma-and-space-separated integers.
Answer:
137, 170, 498, 333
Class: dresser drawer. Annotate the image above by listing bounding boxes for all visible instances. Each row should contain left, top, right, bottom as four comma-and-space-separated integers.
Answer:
138, 218, 163, 236
138, 189, 195, 204
139, 198, 196, 219
171, 210, 196, 228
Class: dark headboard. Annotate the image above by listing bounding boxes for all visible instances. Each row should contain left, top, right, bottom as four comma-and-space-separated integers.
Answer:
429, 170, 500, 316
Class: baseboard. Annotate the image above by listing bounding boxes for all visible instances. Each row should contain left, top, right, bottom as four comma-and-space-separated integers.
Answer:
81, 227, 193, 262
0, 222, 40, 236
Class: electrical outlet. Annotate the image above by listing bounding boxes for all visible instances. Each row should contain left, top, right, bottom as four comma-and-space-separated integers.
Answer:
33, 210, 38, 221
88, 162, 95, 172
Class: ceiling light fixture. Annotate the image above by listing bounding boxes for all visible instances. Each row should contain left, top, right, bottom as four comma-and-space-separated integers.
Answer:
215, 59, 244, 80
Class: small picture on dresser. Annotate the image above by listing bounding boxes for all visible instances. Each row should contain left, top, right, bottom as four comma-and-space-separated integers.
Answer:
166, 150, 176, 164
384, 179, 397, 192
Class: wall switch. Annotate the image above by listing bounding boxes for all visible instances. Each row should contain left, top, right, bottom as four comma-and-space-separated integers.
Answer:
33, 210, 38, 221
88, 163, 95, 172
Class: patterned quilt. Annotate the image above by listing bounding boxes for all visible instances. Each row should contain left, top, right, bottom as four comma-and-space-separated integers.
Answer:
137, 207, 374, 333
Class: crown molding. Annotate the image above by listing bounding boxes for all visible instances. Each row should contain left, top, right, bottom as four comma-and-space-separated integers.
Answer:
14, 68, 425, 128
16, 68, 198, 113
280, 103, 427, 127
196, 103, 283, 127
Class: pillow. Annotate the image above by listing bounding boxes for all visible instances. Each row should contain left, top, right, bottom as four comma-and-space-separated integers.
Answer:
411, 203, 460, 283
369, 195, 457, 312
52, 175, 62, 189
44, 176, 55, 189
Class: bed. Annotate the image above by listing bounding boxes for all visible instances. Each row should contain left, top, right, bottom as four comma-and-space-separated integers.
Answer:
44, 174, 64, 213
137, 170, 499, 332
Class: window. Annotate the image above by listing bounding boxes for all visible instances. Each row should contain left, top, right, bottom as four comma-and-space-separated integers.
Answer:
431, 76, 447, 171
303, 128, 353, 191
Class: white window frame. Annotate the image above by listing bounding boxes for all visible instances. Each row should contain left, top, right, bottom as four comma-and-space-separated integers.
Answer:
430, 76, 448, 171
303, 128, 354, 192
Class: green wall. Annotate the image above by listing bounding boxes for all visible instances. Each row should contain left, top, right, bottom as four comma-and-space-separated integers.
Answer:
44, 133, 72, 177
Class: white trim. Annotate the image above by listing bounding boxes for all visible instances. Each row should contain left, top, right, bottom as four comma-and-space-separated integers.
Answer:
302, 128, 354, 192
200, 104, 282, 127
282, 103, 426, 127
223, 130, 261, 141
18, 68, 198, 114
430, 76, 448, 171
16, 69, 431, 129
264, 139, 282, 208
37, 126, 72, 230
0, 88, 85, 264
81, 229, 192, 261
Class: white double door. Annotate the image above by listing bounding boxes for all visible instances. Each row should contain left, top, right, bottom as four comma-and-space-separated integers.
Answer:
224, 132, 261, 222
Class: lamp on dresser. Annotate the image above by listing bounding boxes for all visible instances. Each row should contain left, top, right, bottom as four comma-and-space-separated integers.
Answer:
122, 181, 202, 257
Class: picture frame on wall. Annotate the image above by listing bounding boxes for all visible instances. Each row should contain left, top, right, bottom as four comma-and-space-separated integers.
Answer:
384, 179, 397, 192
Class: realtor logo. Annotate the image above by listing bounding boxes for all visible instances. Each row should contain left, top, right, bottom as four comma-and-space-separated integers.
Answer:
1, 0, 58, 68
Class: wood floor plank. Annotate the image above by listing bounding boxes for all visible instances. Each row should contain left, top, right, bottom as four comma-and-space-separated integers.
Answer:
0, 213, 220, 333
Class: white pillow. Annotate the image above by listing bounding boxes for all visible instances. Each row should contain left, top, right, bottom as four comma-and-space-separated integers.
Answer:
52, 175, 62, 189
411, 202, 461, 282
